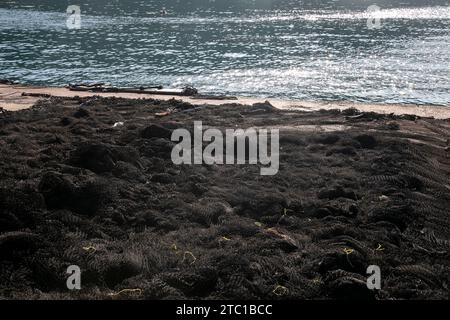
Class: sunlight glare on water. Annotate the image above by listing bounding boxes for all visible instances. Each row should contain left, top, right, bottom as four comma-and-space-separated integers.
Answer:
0, 0, 449, 105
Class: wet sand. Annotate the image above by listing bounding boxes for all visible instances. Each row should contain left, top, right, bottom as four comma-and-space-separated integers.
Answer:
0, 95, 449, 299
1, 83, 450, 119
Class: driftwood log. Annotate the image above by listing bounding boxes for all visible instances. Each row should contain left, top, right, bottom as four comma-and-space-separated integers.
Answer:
68, 84, 197, 96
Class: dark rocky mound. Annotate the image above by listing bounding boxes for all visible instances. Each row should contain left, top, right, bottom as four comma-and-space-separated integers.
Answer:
0, 97, 449, 300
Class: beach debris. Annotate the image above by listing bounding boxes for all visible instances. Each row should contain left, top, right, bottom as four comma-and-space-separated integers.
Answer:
69, 82, 105, 88
67, 84, 197, 96
276, 208, 290, 226
68, 83, 162, 91
108, 288, 142, 297
80, 96, 100, 107
182, 251, 197, 265
192, 94, 238, 100
263, 227, 298, 252
241, 100, 278, 115
155, 107, 177, 117
272, 285, 289, 296
342, 248, 355, 268
375, 244, 385, 251
182, 86, 198, 96
0, 79, 18, 85
82, 245, 97, 254
218, 236, 232, 246
343, 248, 354, 255
253, 100, 277, 111
342, 107, 360, 116
21, 92, 51, 98
65, 83, 240, 101
112, 122, 124, 128
399, 114, 418, 121
155, 110, 173, 117
379, 195, 389, 201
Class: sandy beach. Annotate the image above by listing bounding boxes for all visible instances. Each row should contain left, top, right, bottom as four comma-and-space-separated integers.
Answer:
1, 83, 450, 119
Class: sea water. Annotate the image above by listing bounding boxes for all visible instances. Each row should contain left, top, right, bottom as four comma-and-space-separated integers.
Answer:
0, 0, 449, 105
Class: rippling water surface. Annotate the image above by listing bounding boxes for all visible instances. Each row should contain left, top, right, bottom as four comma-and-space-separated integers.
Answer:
0, 0, 449, 105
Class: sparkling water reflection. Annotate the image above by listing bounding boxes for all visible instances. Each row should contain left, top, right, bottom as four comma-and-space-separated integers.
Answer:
0, 1, 449, 105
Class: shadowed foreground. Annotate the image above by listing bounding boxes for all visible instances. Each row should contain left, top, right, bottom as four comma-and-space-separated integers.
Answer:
0, 97, 449, 299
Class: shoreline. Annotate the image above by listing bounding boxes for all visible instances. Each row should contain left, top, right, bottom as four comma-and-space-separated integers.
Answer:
1, 83, 449, 119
